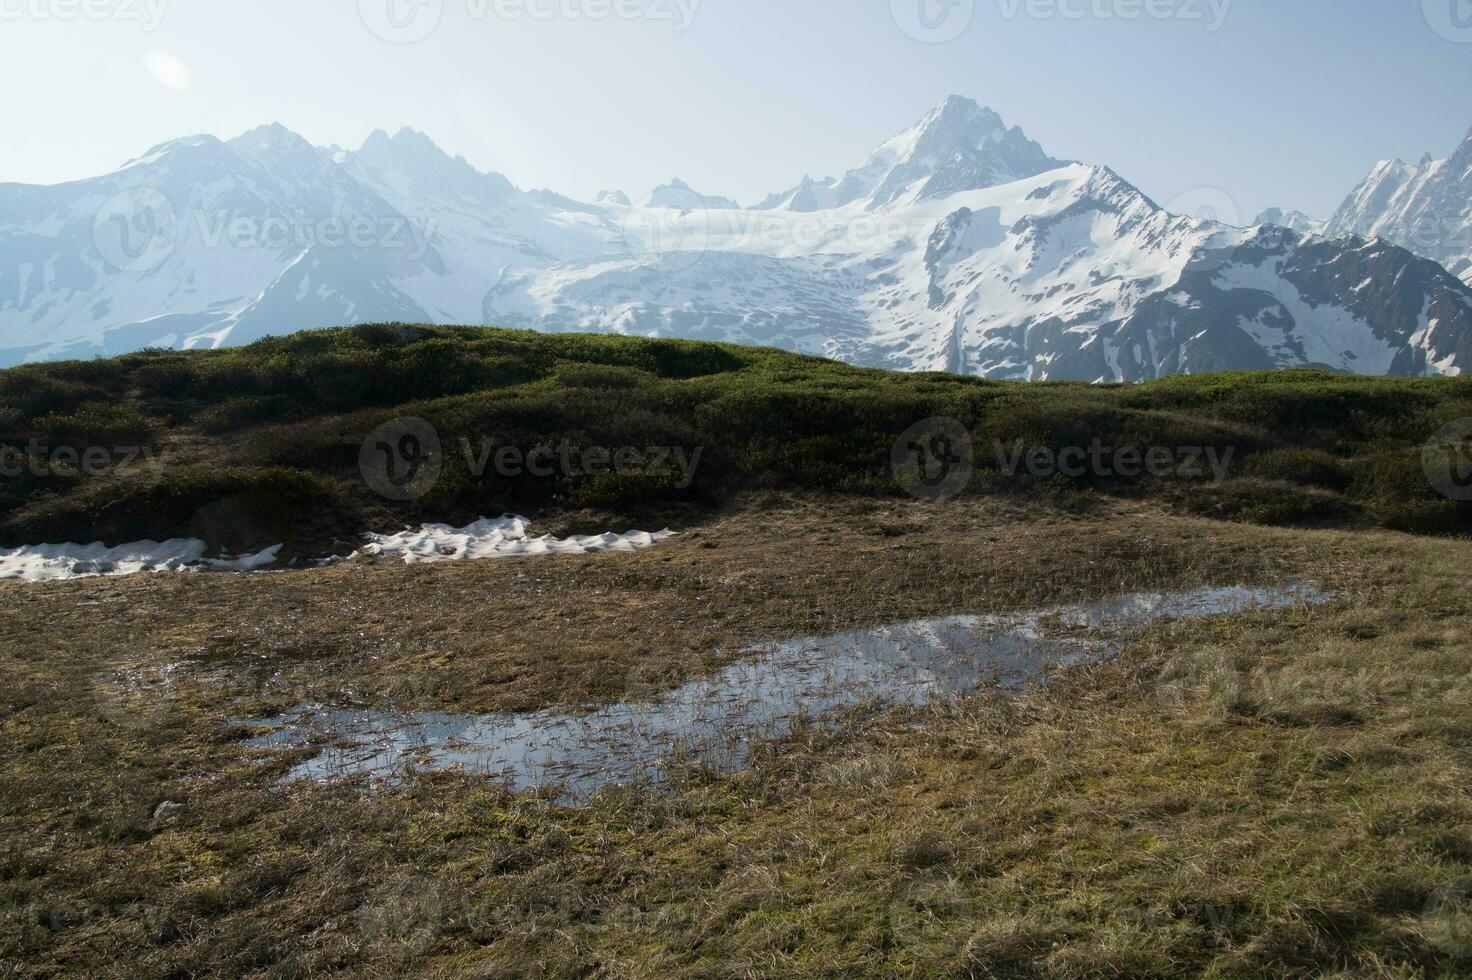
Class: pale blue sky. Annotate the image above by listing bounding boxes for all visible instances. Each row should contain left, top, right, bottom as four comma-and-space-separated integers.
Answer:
1, 0, 1468, 220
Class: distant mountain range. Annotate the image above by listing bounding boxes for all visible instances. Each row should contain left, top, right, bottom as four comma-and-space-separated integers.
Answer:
3, 96, 1469, 379
1256, 126, 1472, 289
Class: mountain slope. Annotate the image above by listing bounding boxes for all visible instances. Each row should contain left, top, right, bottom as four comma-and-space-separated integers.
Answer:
0, 126, 441, 361
498, 163, 1472, 380
1, 97, 1469, 379
1323, 128, 1472, 287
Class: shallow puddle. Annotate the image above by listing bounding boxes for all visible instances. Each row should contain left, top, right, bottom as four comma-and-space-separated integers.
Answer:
245, 583, 1330, 799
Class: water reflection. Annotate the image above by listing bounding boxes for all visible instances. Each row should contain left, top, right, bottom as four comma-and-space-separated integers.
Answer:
246, 583, 1329, 799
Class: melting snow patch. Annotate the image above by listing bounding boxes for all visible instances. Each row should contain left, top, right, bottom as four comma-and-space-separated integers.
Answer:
0, 540, 283, 583
1, 516, 675, 582
357, 516, 675, 563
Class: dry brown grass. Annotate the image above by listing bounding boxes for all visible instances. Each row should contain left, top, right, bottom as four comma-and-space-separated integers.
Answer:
2, 494, 1470, 977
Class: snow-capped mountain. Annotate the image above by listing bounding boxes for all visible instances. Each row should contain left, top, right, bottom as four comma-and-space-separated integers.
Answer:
1321, 128, 1472, 287
644, 178, 739, 211
754, 95, 1064, 213
1253, 208, 1324, 236
494, 164, 1471, 379
2, 97, 1470, 379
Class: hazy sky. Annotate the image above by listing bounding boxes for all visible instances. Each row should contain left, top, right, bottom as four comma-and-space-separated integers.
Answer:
1, 0, 1468, 221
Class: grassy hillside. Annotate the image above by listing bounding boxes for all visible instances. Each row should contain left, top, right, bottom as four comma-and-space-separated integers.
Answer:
5, 326, 1472, 976
1, 323, 1469, 549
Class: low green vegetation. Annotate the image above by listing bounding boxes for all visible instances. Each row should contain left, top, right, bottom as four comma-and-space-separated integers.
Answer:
1, 324, 1469, 547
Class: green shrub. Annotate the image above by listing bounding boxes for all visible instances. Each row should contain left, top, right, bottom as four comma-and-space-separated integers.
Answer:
1177, 479, 1361, 527
1241, 447, 1352, 491
0, 367, 101, 420
195, 396, 292, 434
1, 467, 339, 549
33, 402, 152, 447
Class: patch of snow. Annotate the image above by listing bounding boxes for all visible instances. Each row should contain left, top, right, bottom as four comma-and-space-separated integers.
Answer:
356, 516, 674, 563
0, 540, 282, 583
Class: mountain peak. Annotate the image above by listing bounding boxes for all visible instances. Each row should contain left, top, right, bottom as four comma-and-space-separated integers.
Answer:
753, 95, 1062, 213
229, 123, 315, 157
1254, 208, 1324, 235
645, 178, 738, 209
917, 95, 1005, 132
858, 97, 1062, 208
116, 133, 227, 172
352, 126, 515, 203
360, 126, 445, 156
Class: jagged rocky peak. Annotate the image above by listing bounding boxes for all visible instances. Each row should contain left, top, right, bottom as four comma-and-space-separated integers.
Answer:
351, 126, 515, 201
1254, 208, 1324, 235
359, 126, 445, 158
229, 122, 316, 157
759, 95, 1066, 212
1322, 119, 1472, 285
355, 126, 463, 173
890, 95, 1011, 157
645, 178, 738, 209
